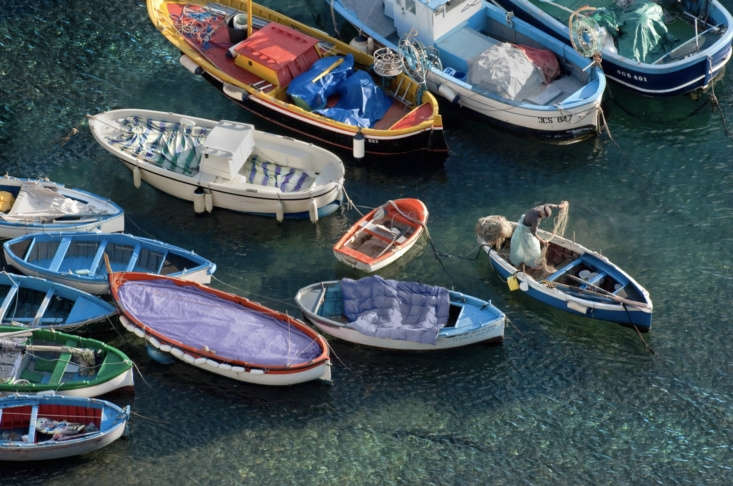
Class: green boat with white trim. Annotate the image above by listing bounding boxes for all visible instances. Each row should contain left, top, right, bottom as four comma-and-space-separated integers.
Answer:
0, 326, 134, 397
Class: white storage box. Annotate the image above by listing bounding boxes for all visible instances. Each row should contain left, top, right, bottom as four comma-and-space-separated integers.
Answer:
200, 121, 254, 179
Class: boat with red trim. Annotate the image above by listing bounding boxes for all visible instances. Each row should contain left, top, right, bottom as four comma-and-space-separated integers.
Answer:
147, 0, 448, 161
109, 272, 332, 386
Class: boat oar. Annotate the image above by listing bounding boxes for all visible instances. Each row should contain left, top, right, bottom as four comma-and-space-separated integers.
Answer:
0, 339, 96, 358
0, 328, 34, 339
312, 57, 345, 83
564, 274, 648, 309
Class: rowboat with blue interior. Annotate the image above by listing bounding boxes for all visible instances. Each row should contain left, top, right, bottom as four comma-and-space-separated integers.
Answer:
0, 176, 124, 239
0, 273, 116, 331
494, 0, 733, 95
295, 276, 505, 350
0, 394, 129, 461
89, 109, 345, 223
3, 232, 216, 295
477, 221, 653, 330
326, 0, 606, 143
146, 0, 448, 160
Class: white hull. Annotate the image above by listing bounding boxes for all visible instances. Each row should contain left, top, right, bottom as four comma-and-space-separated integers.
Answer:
89, 109, 345, 221
56, 369, 134, 398
427, 71, 601, 135
119, 316, 331, 386
309, 318, 503, 350
0, 420, 126, 461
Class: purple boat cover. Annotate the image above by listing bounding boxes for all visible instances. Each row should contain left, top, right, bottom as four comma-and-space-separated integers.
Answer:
117, 279, 322, 366
340, 276, 450, 344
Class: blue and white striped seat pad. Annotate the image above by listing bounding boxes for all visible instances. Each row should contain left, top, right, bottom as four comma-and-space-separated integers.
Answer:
106, 116, 210, 177
242, 155, 313, 193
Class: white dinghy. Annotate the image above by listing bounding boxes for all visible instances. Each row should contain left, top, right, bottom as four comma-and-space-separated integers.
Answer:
89, 109, 346, 222
0, 176, 124, 239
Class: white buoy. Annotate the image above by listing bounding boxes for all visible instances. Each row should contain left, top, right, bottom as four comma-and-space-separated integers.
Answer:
349, 35, 369, 53
132, 166, 141, 189
353, 130, 365, 160
179, 54, 202, 75
309, 199, 319, 223
275, 200, 284, 222
204, 192, 213, 213
193, 187, 205, 214
519, 280, 529, 291
437, 84, 459, 103
367, 37, 375, 54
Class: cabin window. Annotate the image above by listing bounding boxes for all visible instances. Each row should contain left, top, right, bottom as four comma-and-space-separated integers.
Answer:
405, 0, 416, 14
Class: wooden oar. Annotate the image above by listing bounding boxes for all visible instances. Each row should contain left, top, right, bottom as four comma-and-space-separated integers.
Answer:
564, 274, 648, 309
0, 339, 95, 357
312, 57, 345, 83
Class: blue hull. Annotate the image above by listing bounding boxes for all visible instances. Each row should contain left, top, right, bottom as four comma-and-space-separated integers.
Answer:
496, 0, 733, 96
489, 259, 652, 330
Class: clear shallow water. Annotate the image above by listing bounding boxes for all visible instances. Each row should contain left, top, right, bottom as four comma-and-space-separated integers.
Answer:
1, 0, 731, 483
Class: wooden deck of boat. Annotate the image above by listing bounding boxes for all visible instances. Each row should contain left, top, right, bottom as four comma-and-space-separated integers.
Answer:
168, 3, 416, 127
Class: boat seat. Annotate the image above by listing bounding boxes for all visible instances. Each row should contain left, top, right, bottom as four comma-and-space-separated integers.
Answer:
47, 352, 72, 386
580, 271, 606, 288
436, 27, 498, 74
546, 257, 583, 282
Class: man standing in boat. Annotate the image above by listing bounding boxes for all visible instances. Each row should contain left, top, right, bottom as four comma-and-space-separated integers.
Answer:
510, 201, 569, 272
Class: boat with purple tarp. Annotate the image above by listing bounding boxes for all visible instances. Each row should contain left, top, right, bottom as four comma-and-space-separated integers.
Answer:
109, 272, 331, 386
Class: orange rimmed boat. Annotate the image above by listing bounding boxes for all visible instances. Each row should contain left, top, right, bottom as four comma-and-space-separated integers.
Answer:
333, 198, 428, 273
147, 0, 448, 161
109, 272, 331, 386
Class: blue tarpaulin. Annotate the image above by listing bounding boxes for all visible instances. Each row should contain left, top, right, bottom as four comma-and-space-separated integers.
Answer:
287, 55, 354, 111
315, 70, 393, 128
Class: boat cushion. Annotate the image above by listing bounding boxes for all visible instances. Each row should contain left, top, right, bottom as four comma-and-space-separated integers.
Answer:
242, 155, 313, 192
340, 276, 450, 344
106, 116, 211, 177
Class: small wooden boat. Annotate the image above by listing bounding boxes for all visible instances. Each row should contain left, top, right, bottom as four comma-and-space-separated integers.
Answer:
0, 326, 134, 397
333, 198, 428, 273
110, 272, 331, 386
0, 176, 124, 239
327, 0, 606, 143
89, 109, 345, 223
477, 221, 653, 330
295, 278, 505, 350
3, 232, 216, 295
146, 0, 448, 160
0, 394, 129, 461
495, 0, 732, 95
0, 272, 116, 331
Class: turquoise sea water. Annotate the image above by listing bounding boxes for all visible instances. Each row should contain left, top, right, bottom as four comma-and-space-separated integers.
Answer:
1, 1, 731, 483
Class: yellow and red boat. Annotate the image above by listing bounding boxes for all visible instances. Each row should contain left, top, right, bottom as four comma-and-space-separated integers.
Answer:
333, 198, 428, 273
147, 0, 448, 161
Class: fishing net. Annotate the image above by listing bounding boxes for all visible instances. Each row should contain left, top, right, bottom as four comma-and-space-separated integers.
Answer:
475, 215, 514, 250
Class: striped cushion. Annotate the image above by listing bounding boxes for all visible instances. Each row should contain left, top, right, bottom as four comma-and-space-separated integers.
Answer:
106, 116, 210, 176
242, 155, 313, 192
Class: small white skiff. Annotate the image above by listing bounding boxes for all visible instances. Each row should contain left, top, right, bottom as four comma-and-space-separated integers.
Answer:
89, 108, 345, 222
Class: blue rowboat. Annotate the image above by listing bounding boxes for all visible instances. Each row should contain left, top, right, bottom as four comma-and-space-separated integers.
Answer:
477, 223, 653, 330
3, 232, 216, 295
0, 272, 116, 330
0, 394, 129, 461
0, 175, 124, 239
494, 0, 733, 95
326, 0, 606, 143
295, 277, 505, 350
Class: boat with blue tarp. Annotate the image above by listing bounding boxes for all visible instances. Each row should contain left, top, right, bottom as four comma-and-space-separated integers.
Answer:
295, 276, 506, 350
147, 0, 448, 160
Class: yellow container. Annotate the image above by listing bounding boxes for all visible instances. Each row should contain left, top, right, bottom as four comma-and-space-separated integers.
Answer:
0, 191, 15, 212
506, 275, 520, 291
